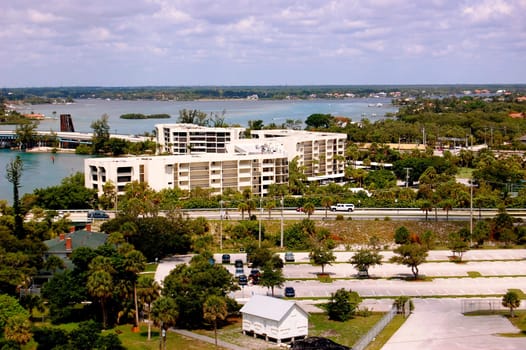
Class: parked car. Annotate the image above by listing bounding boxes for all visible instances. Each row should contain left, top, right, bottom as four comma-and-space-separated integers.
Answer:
330, 203, 355, 212
296, 207, 305, 212
284, 287, 296, 297
221, 254, 231, 264
87, 210, 109, 219
238, 274, 248, 286
284, 252, 295, 262
234, 259, 243, 268
249, 269, 260, 284
234, 267, 244, 278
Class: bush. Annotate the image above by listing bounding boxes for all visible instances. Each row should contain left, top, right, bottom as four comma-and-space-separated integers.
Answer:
327, 288, 361, 321
335, 214, 344, 221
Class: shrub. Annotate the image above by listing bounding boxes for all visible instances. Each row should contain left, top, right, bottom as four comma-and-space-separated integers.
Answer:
327, 288, 361, 321
335, 214, 344, 221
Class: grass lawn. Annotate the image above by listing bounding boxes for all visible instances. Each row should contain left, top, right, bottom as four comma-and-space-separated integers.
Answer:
365, 315, 406, 350
23, 323, 219, 350
194, 313, 386, 349
308, 313, 385, 347
109, 324, 220, 350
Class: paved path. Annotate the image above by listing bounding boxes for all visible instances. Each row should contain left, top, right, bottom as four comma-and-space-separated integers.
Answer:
383, 298, 526, 350
173, 329, 245, 350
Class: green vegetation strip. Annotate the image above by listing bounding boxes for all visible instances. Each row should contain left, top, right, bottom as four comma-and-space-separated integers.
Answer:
508, 288, 526, 299
467, 271, 482, 277
365, 315, 407, 350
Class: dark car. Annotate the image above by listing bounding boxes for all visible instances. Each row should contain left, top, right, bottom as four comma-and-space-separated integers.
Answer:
249, 269, 260, 284
234, 259, 243, 268
238, 274, 248, 286
87, 210, 109, 219
221, 254, 231, 264
284, 287, 296, 297
284, 252, 295, 262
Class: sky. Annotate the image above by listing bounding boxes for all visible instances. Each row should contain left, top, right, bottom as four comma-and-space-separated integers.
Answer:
1, 0, 525, 87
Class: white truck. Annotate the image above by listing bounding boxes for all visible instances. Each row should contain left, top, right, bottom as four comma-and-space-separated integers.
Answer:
330, 203, 355, 212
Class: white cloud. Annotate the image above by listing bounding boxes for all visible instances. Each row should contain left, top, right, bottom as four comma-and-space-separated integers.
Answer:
462, 0, 513, 23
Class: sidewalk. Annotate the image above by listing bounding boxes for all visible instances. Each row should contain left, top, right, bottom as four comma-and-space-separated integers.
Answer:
172, 329, 246, 350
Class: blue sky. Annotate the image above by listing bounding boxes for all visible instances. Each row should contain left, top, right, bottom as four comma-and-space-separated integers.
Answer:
2, 0, 525, 87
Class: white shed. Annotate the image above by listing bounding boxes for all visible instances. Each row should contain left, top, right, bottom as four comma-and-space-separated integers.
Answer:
240, 295, 309, 344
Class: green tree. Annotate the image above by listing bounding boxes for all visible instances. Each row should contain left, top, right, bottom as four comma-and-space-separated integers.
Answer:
0, 294, 30, 332
390, 243, 428, 280
327, 288, 361, 321
349, 249, 383, 278
259, 263, 285, 296
439, 199, 455, 221
43, 255, 66, 273
302, 202, 315, 219
419, 199, 433, 221
124, 250, 147, 330
321, 196, 334, 219
87, 256, 115, 328
305, 113, 333, 129
91, 114, 111, 154
394, 226, 410, 245
6, 155, 24, 238
309, 244, 336, 274
151, 296, 179, 349
203, 295, 228, 348
448, 231, 470, 262
137, 275, 161, 340
502, 291, 521, 318
15, 121, 38, 150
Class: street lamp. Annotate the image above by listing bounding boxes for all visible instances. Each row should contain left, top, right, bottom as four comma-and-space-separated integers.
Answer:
258, 196, 262, 248
220, 200, 224, 251
280, 196, 284, 248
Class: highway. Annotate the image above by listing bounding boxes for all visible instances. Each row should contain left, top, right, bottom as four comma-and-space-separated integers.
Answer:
58, 207, 526, 223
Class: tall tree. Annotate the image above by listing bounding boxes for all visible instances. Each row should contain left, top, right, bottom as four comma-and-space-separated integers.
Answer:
124, 250, 147, 331
151, 296, 178, 350
91, 114, 111, 154
87, 256, 115, 328
6, 155, 24, 238
321, 196, 334, 219
203, 295, 228, 348
137, 276, 161, 340
15, 122, 38, 150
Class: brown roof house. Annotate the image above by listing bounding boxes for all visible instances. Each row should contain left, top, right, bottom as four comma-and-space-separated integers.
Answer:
240, 295, 309, 344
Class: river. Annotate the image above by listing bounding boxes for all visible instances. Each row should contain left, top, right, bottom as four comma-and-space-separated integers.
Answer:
1, 98, 397, 201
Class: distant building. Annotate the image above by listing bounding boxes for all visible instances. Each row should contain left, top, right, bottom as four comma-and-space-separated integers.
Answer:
85, 152, 288, 196
240, 295, 309, 344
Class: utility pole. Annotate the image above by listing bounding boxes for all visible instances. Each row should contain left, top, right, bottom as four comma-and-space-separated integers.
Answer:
220, 200, 223, 251
470, 179, 473, 247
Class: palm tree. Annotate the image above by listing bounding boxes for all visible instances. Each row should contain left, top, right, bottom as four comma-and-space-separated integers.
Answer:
137, 276, 161, 340
440, 199, 454, 221
419, 200, 432, 221
151, 297, 179, 350
87, 270, 113, 328
303, 202, 315, 219
321, 196, 333, 219
237, 202, 248, 220
124, 250, 147, 331
502, 291, 521, 318
264, 201, 276, 219
203, 295, 228, 348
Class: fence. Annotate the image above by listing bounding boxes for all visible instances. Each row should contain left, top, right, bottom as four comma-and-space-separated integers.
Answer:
461, 298, 525, 314
352, 301, 410, 350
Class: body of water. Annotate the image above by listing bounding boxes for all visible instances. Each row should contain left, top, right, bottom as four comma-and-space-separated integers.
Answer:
11, 97, 397, 134
1, 98, 398, 201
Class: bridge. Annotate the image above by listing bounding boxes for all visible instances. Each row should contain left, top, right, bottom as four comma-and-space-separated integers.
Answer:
0, 130, 151, 148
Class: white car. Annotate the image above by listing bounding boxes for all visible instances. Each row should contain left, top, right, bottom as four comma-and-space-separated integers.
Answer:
330, 203, 355, 212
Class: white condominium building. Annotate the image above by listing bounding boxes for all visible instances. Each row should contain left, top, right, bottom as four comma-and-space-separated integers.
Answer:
250, 129, 347, 181
155, 123, 245, 154
85, 152, 288, 197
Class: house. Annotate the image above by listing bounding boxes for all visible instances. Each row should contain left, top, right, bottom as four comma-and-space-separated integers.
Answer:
240, 295, 309, 344
44, 226, 108, 264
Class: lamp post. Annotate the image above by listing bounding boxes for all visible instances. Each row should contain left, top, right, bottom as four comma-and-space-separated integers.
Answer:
280, 196, 284, 248
220, 200, 223, 251
470, 179, 473, 247
258, 196, 262, 248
